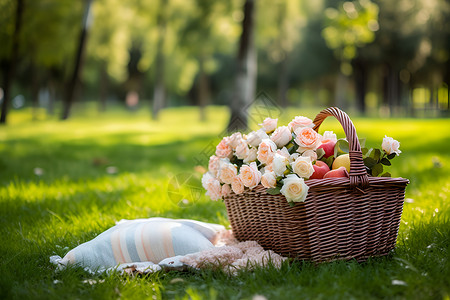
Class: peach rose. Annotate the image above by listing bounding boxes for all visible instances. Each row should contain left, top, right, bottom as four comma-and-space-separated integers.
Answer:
291, 156, 314, 179
257, 139, 277, 164
272, 153, 289, 177
219, 163, 238, 184
221, 184, 231, 197
231, 176, 245, 194
294, 127, 321, 153
382, 136, 401, 156
235, 140, 249, 160
228, 132, 243, 149
239, 162, 262, 189
301, 150, 318, 162
261, 171, 277, 188
216, 137, 232, 158
246, 129, 269, 147
280, 174, 309, 203
270, 126, 292, 148
259, 117, 278, 133
288, 116, 314, 132
208, 155, 220, 177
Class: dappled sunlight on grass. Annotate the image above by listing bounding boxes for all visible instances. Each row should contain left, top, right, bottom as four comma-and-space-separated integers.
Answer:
0, 106, 449, 298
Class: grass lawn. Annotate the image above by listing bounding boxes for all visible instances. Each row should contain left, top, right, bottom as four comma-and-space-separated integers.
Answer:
0, 105, 449, 299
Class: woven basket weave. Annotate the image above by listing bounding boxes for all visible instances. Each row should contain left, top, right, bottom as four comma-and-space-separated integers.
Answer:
224, 107, 409, 262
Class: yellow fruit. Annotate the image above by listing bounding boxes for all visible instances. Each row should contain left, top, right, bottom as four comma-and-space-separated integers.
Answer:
332, 154, 350, 172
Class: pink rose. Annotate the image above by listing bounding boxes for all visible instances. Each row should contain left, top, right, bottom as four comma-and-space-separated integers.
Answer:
235, 140, 249, 160
204, 177, 222, 201
216, 137, 232, 158
288, 116, 314, 132
294, 127, 321, 153
218, 163, 238, 184
301, 150, 318, 162
221, 184, 231, 197
228, 132, 243, 150
208, 155, 220, 177
239, 162, 262, 189
259, 117, 278, 133
257, 139, 277, 164
261, 171, 277, 188
231, 176, 245, 194
270, 126, 292, 148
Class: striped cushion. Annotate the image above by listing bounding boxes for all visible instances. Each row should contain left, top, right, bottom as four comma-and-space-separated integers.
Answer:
60, 218, 226, 271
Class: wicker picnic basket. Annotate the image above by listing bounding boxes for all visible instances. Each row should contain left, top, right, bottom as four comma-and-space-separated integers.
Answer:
223, 107, 409, 262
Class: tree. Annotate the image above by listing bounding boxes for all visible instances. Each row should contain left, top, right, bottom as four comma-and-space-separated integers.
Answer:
227, 0, 257, 132
0, 0, 23, 124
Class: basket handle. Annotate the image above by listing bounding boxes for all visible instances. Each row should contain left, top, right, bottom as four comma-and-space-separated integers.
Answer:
312, 107, 369, 191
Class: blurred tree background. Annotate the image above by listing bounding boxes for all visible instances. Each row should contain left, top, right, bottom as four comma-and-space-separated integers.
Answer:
0, 0, 448, 126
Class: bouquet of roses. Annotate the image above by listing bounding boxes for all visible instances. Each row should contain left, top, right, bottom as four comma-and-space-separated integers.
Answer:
202, 115, 401, 206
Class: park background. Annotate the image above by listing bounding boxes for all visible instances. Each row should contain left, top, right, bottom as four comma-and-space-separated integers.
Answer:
0, 0, 449, 299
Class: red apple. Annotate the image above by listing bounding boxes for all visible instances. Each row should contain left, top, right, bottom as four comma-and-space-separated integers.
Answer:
317, 139, 337, 158
310, 160, 330, 179
323, 166, 349, 178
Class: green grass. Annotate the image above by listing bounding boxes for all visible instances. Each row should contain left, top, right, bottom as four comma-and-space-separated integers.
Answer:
0, 105, 449, 299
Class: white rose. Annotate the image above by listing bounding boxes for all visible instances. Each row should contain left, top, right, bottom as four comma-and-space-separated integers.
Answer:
277, 147, 291, 160
322, 131, 337, 142
280, 174, 309, 203
246, 129, 269, 147
261, 171, 277, 188
291, 156, 314, 179
259, 117, 278, 133
228, 132, 243, 149
243, 147, 258, 163
270, 126, 292, 148
235, 140, 249, 160
302, 150, 318, 162
218, 163, 238, 184
382, 136, 401, 156
272, 153, 289, 177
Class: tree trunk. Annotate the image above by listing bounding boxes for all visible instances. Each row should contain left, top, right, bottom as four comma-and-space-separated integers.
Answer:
227, 0, 257, 132
198, 57, 210, 122
0, 0, 24, 125
31, 64, 40, 120
152, 0, 168, 120
277, 56, 289, 108
334, 71, 347, 110
98, 62, 108, 112
61, 0, 92, 120
353, 59, 367, 114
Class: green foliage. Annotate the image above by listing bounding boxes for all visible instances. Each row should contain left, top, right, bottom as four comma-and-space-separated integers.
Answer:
1, 106, 449, 298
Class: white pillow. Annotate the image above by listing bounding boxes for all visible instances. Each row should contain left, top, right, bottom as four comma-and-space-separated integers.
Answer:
55, 218, 226, 271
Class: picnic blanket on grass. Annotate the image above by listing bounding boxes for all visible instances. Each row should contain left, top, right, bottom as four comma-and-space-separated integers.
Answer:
50, 217, 286, 275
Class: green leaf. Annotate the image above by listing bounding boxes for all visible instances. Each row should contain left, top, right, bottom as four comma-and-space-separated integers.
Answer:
288, 201, 296, 207
321, 156, 334, 168
334, 139, 349, 158
316, 148, 325, 160
380, 158, 391, 166
370, 148, 381, 161
387, 153, 397, 160
371, 163, 383, 177
359, 138, 366, 148
361, 147, 369, 156
381, 172, 391, 177
363, 157, 377, 168
266, 187, 281, 195
288, 144, 299, 155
